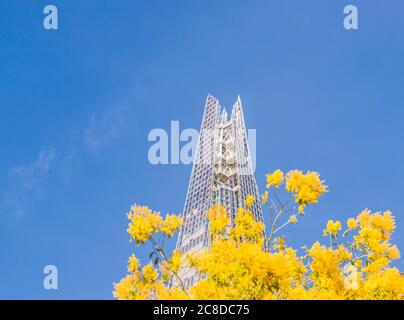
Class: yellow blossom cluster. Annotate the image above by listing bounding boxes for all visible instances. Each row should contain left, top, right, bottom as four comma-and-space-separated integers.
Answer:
127, 205, 182, 245
351, 209, 400, 276
160, 215, 183, 238
244, 194, 255, 207
230, 207, 265, 243
285, 170, 328, 213
114, 171, 404, 300
266, 169, 284, 188
114, 248, 188, 300
323, 220, 342, 237
128, 254, 139, 272
307, 242, 352, 295
347, 218, 358, 230
263, 169, 327, 215
206, 205, 230, 236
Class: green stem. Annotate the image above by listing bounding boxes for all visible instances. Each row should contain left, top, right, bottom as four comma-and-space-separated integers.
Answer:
150, 236, 189, 296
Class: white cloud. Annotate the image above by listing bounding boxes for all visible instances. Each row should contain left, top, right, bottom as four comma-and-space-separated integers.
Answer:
84, 104, 130, 152
9, 149, 56, 193
1, 149, 56, 218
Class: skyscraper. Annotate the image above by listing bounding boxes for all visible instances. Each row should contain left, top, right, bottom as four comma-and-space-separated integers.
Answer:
175, 94, 263, 288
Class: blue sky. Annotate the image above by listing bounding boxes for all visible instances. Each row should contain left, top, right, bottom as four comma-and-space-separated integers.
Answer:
0, 0, 403, 299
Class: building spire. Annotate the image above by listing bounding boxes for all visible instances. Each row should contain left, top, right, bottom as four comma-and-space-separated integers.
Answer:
220, 107, 228, 122
231, 95, 244, 118
174, 94, 262, 289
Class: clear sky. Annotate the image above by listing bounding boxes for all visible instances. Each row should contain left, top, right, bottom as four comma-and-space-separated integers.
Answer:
0, 0, 403, 299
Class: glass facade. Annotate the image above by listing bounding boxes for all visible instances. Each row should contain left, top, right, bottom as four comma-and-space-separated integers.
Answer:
174, 94, 263, 288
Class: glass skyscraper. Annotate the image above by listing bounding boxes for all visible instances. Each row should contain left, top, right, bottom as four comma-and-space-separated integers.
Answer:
175, 94, 263, 288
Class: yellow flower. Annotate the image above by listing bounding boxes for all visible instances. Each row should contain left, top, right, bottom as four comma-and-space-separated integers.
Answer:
388, 245, 400, 260
115, 172, 404, 301
261, 191, 268, 204
245, 194, 255, 207
266, 169, 284, 188
323, 220, 342, 237
289, 215, 297, 224
347, 218, 358, 230
128, 254, 140, 273
285, 170, 306, 194
160, 214, 183, 238
298, 205, 305, 215
127, 205, 163, 244
142, 263, 158, 284
358, 209, 371, 226
354, 209, 397, 258
231, 208, 265, 243
286, 170, 327, 208
168, 250, 182, 272
113, 275, 134, 300
207, 205, 229, 235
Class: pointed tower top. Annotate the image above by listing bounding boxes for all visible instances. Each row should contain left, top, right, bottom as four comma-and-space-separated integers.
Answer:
207, 93, 218, 100
220, 107, 228, 122
231, 95, 243, 116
